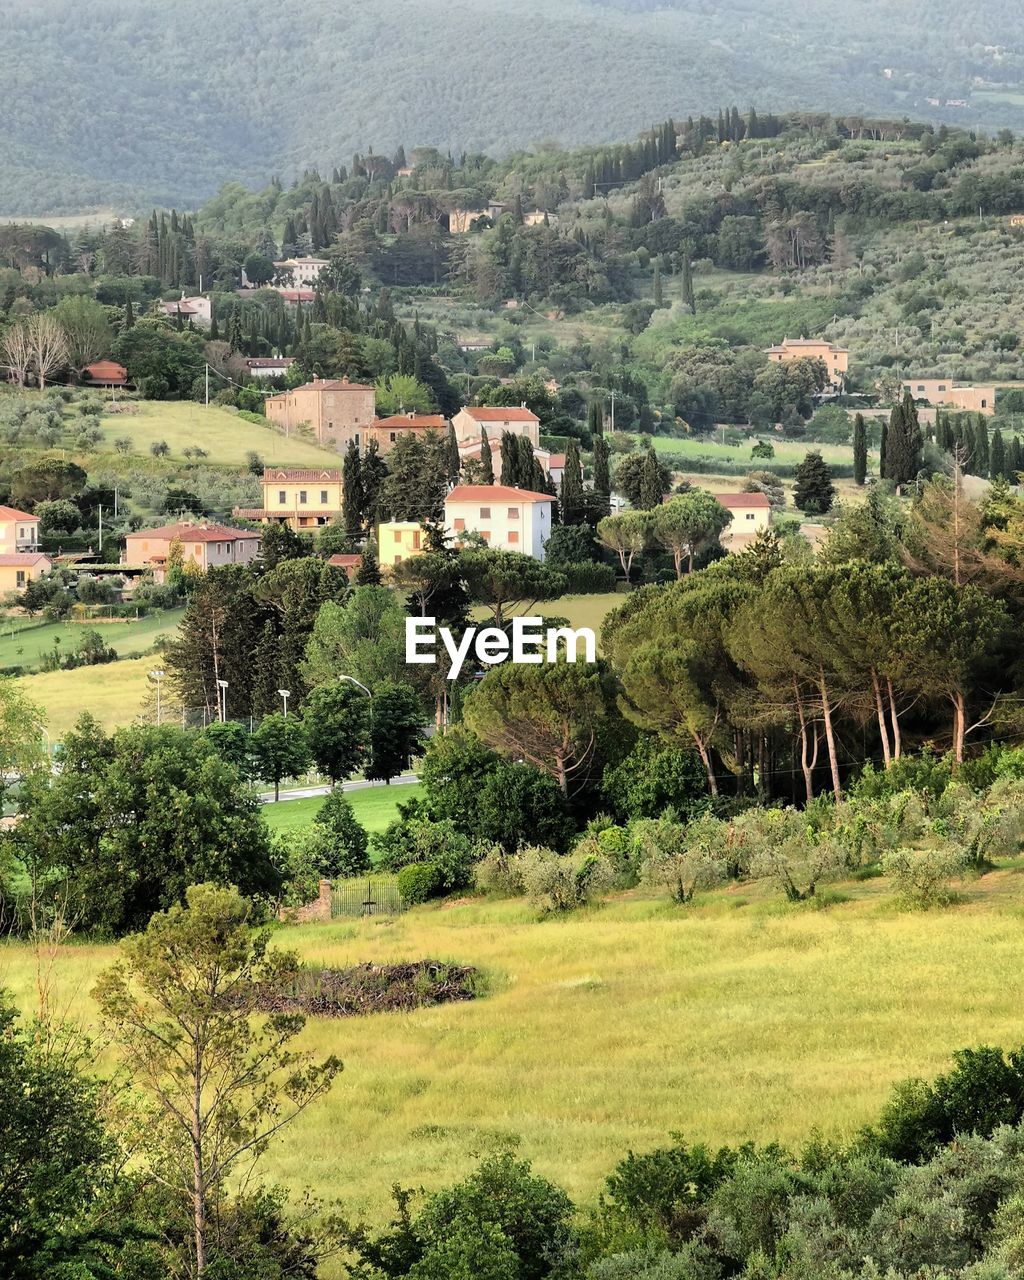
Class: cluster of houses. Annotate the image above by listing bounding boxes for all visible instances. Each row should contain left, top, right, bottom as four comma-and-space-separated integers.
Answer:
0, 505, 50, 597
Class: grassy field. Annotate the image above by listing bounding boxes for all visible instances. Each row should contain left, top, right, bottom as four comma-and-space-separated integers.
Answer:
649, 432, 860, 468
262, 783, 421, 836
4, 871, 1024, 1239
17, 654, 156, 735
0, 607, 184, 672
95, 401, 343, 469
475, 592, 625, 637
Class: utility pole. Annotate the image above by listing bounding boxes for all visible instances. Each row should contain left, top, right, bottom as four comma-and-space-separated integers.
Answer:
98, 503, 102, 555
610, 392, 616, 434
205, 363, 210, 406
151, 668, 165, 724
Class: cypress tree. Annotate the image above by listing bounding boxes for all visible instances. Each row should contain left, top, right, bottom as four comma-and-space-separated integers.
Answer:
343, 440, 363, 538
593, 435, 611, 496
500, 432, 517, 486
852, 412, 867, 485
356, 541, 382, 585
560, 439, 585, 524
638, 447, 664, 509
879, 414, 888, 480
883, 392, 922, 487
974, 414, 990, 478
124, 298, 135, 329
990, 428, 1006, 481
681, 253, 695, 312
445, 424, 461, 485
516, 436, 537, 488
652, 258, 663, 307
1011, 437, 1024, 480
479, 427, 494, 483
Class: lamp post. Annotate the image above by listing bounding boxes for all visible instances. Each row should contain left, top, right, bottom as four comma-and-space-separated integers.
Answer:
150, 668, 165, 724
278, 688, 291, 717
338, 675, 373, 773
216, 679, 228, 724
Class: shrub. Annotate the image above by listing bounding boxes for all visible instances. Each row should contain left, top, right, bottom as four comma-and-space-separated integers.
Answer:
559, 561, 618, 594
474, 848, 525, 897
372, 817, 479, 892
882, 843, 969, 908
313, 789, 370, 877
602, 737, 708, 822
635, 815, 728, 903
604, 1139, 738, 1243
397, 862, 443, 905
513, 846, 614, 914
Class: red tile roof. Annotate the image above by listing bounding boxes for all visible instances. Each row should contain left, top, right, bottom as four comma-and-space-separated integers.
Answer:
710, 492, 771, 509
328, 554, 363, 568
278, 289, 316, 303
81, 360, 128, 385
548, 453, 566, 467
461, 406, 540, 423
125, 522, 261, 544
446, 484, 553, 504
262, 467, 341, 482
0, 553, 49, 567
0, 505, 37, 521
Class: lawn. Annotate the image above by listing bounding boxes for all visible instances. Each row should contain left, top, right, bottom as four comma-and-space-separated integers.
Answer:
17, 654, 156, 735
0, 607, 184, 672
648, 432, 859, 468
94, 401, 344, 469
4, 873, 1024, 1241
474, 592, 625, 638
262, 783, 421, 836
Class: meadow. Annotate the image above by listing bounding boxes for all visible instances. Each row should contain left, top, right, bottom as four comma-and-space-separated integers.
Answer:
4, 870, 1024, 1239
18, 654, 156, 735
94, 401, 343, 468
0, 606, 184, 672
262, 783, 420, 836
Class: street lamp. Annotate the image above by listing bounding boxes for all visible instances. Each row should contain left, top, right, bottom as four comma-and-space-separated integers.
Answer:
216, 679, 228, 724
150, 668, 165, 725
278, 688, 291, 717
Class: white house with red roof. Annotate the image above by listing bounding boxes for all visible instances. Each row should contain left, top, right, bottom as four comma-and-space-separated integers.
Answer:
444, 484, 554, 561
707, 491, 771, 551
452, 405, 541, 448
123, 521, 261, 581
0, 505, 40, 552
157, 295, 212, 327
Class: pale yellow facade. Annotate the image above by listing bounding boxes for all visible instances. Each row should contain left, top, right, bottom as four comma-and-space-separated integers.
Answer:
259, 468, 343, 530
379, 521, 425, 568
0, 553, 51, 594
765, 338, 849, 390
903, 379, 996, 416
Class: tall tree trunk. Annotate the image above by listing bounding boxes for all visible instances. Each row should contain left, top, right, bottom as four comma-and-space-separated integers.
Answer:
887, 678, 902, 759
794, 681, 815, 804
193, 1071, 207, 1277
871, 668, 891, 767
692, 731, 718, 797
952, 689, 966, 765
818, 670, 842, 798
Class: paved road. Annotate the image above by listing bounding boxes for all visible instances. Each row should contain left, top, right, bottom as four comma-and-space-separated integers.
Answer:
259, 774, 419, 804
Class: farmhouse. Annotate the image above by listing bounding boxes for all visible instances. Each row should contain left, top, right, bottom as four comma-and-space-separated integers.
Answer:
444, 483, 554, 560
902, 378, 996, 416
272, 256, 329, 287
0, 552, 51, 594
371, 413, 448, 453
156, 295, 212, 327
245, 357, 296, 380
0, 505, 40, 552
124, 522, 261, 581
710, 491, 772, 551
234, 468, 343, 530
379, 521, 425, 568
264, 376, 376, 451
452, 405, 541, 448
80, 360, 129, 389
765, 337, 849, 390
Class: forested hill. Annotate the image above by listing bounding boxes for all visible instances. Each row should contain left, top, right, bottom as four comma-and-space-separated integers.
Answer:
3, 0, 1024, 216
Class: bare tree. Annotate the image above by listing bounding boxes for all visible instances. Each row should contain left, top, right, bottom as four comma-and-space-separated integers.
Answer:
25, 313, 70, 390
0, 320, 32, 386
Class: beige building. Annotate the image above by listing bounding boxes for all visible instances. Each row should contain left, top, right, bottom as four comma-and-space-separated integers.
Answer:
371, 413, 448, 454
124, 522, 261, 581
0, 552, 51, 595
765, 337, 850, 390
452, 405, 541, 449
234, 468, 343, 531
709, 492, 772, 552
379, 521, 425, 568
265, 377, 376, 451
271, 257, 329, 287
0, 505, 40, 552
445, 483, 554, 561
903, 379, 996, 416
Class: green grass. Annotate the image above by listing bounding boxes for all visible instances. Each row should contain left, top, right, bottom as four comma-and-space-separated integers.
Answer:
94, 401, 344, 468
0, 607, 184, 672
474, 592, 625, 637
17, 654, 156, 735
4, 870, 1024, 1242
648, 433, 858, 468
262, 784, 421, 836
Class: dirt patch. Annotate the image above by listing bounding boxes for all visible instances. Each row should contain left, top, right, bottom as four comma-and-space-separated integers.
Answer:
258, 960, 479, 1017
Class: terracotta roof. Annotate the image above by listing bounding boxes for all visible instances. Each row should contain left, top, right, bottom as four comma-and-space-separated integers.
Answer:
548, 453, 566, 467
277, 289, 316, 303
461, 406, 540, 423
328, 554, 363, 568
374, 414, 448, 429
81, 360, 128, 384
262, 467, 341, 482
710, 492, 771, 509
0, 553, 49, 567
233, 508, 268, 520
446, 484, 553, 504
126, 522, 261, 544
0, 505, 37, 521
766, 338, 848, 353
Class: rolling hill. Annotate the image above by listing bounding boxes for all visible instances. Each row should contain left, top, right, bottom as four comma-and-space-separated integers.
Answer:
3, 0, 1024, 215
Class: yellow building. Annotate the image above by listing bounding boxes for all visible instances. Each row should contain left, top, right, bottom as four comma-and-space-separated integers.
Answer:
379, 521, 425, 568
765, 337, 850, 390
234, 468, 343, 530
902, 379, 996, 416
0, 552, 51, 595
0, 504, 40, 553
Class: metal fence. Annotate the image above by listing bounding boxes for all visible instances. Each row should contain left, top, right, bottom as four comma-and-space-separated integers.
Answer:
331, 875, 406, 918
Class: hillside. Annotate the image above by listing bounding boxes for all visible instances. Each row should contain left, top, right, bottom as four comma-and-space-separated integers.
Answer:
4, 0, 1024, 214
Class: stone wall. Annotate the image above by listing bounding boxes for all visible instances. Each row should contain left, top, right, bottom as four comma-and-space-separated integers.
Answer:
278, 878, 332, 925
